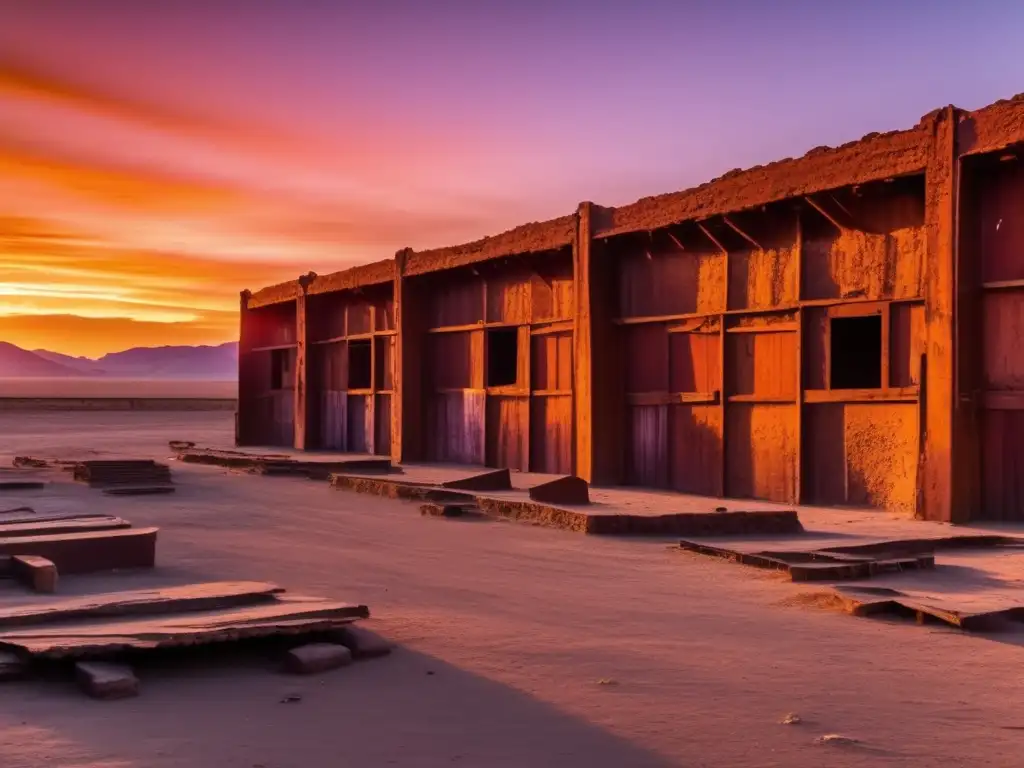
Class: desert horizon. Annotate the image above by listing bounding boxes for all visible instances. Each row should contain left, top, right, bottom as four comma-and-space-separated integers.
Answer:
0, 376, 235, 398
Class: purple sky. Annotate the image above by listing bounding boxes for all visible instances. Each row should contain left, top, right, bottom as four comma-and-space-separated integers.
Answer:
1, 0, 1022, 352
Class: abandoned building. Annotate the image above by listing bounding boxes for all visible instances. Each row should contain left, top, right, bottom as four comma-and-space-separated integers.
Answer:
238, 95, 1024, 524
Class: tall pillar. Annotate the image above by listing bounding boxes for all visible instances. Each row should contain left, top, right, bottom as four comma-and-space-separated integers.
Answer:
393, 249, 423, 464
922, 106, 966, 522
293, 274, 313, 450
236, 289, 252, 446
573, 202, 623, 484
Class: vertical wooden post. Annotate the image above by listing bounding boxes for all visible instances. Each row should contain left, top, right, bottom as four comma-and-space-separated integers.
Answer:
393, 249, 422, 464
293, 276, 312, 451
794, 210, 804, 504
922, 106, 962, 522
236, 290, 252, 446
574, 201, 622, 484
573, 202, 594, 481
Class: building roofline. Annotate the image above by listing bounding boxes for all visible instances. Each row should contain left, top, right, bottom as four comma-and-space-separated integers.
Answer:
402, 215, 576, 277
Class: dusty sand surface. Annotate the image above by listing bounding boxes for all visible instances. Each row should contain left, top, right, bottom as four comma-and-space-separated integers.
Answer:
1, 412, 1024, 767
0, 379, 235, 399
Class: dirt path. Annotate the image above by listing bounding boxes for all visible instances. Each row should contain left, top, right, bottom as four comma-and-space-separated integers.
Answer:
0, 411, 1022, 767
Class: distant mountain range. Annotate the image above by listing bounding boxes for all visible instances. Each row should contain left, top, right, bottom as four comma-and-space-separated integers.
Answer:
0, 341, 238, 379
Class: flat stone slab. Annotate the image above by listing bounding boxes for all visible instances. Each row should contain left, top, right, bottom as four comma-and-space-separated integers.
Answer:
76, 662, 139, 699
285, 642, 352, 674
12, 555, 58, 593
441, 468, 512, 492
528, 475, 590, 505
334, 626, 393, 659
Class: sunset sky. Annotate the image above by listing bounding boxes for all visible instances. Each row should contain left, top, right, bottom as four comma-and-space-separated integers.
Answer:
2, 1, 1023, 356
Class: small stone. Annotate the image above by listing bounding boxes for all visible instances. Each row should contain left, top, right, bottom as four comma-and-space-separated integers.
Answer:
781, 713, 801, 725
279, 694, 302, 704
596, 678, 618, 686
76, 662, 139, 700
0, 651, 28, 681
334, 626, 393, 659
284, 643, 352, 675
816, 733, 860, 746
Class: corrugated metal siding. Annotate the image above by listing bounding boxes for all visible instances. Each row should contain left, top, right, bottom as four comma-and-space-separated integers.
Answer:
669, 404, 722, 496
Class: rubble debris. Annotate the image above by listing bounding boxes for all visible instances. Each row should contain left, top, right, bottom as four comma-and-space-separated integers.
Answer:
168, 440, 196, 451
528, 475, 590, 505
284, 643, 352, 674
12, 555, 58, 593
76, 662, 139, 700
333, 626, 393, 659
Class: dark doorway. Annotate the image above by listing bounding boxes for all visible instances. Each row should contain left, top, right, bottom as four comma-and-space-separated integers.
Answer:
487, 328, 518, 386
348, 340, 372, 389
830, 315, 882, 389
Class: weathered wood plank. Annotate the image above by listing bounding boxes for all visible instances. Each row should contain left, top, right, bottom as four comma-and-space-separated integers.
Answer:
0, 595, 370, 658
0, 517, 130, 538
0, 581, 284, 628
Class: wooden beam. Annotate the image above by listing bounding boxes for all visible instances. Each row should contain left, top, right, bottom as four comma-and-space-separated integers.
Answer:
803, 195, 846, 230
722, 215, 762, 250
696, 221, 728, 253
665, 230, 686, 252
921, 106, 963, 523
293, 288, 310, 451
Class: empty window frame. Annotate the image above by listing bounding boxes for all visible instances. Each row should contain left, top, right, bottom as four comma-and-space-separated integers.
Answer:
348, 339, 372, 389
270, 348, 292, 390
829, 314, 882, 389
487, 328, 519, 387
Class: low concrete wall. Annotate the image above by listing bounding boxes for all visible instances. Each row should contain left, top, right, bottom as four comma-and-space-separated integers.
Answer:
0, 398, 237, 412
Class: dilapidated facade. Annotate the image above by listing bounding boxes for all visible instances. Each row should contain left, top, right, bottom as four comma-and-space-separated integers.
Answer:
238, 95, 1024, 524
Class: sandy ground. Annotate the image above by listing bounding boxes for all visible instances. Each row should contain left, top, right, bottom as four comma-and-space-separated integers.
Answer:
1, 412, 1024, 767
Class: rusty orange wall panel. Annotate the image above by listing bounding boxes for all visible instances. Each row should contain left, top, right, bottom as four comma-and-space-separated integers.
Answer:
725, 331, 797, 398
427, 332, 472, 389
530, 261, 575, 321
669, 332, 719, 393
376, 336, 395, 391
981, 410, 1024, 521
975, 161, 1024, 283
486, 395, 529, 471
627, 405, 669, 488
375, 297, 396, 331
312, 297, 346, 341
725, 211, 799, 311
375, 394, 392, 456
801, 308, 828, 390
669, 404, 722, 496
803, 402, 918, 512
890, 304, 925, 387
427, 391, 485, 464
529, 396, 573, 474
531, 332, 572, 391
982, 291, 1024, 390
426, 273, 484, 328
486, 271, 531, 324
624, 325, 669, 392
320, 390, 347, 450
346, 394, 372, 453
346, 300, 373, 335
617, 247, 724, 318
725, 404, 797, 502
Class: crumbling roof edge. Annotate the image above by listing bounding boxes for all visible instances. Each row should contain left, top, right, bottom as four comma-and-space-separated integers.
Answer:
402, 215, 576, 277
